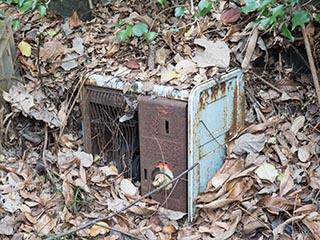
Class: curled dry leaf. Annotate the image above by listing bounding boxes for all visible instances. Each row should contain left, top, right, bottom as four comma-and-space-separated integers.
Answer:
73, 151, 93, 167
0, 216, 16, 235
220, 8, 241, 25
163, 224, 176, 234
257, 196, 294, 214
90, 222, 110, 237
225, 176, 254, 200
70, 11, 82, 29
197, 198, 237, 210
279, 167, 294, 196
290, 116, 305, 135
298, 145, 311, 162
120, 178, 137, 196
34, 214, 57, 234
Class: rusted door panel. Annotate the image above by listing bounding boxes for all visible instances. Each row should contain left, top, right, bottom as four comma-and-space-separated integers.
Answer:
139, 96, 188, 212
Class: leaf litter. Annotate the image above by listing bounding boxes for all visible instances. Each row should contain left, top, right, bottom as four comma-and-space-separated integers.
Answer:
0, 0, 319, 239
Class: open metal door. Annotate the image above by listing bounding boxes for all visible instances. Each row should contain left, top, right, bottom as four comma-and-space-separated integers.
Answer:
188, 69, 244, 220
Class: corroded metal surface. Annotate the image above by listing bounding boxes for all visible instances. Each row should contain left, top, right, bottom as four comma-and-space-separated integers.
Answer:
139, 96, 188, 212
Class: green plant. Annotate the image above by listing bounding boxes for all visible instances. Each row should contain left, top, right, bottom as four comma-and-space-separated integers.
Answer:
116, 21, 158, 43
72, 187, 84, 214
0, 0, 47, 30
242, 0, 320, 42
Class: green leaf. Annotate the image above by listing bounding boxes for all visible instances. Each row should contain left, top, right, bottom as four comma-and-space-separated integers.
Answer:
281, 24, 294, 42
132, 22, 148, 37
157, 0, 166, 8
315, 13, 320, 24
175, 7, 186, 17
145, 31, 157, 43
31, 0, 37, 10
18, 0, 33, 12
260, 17, 272, 29
18, 0, 24, 7
271, 5, 284, 18
259, 0, 274, 11
242, 0, 260, 14
37, 4, 46, 17
116, 26, 133, 42
292, 10, 310, 30
12, 19, 20, 30
197, 0, 212, 16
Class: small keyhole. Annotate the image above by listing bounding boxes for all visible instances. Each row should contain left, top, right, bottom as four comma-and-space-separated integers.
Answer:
144, 169, 148, 179
165, 120, 169, 133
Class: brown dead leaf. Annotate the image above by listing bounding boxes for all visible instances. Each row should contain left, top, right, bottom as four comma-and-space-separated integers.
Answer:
34, 214, 57, 234
125, 59, 140, 69
62, 180, 74, 207
107, 44, 120, 56
220, 8, 241, 25
275, 78, 300, 92
40, 40, 65, 61
294, 204, 316, 214
70, 11, 82, 29
175, 60, 198, 75
225, 176, 254, 200
298, 145, 311, 162
290, 116, 305, 135
279, 167, 294, 196
90, 222, 110, 237
241, 27, 259, 70
303, 217, 320, 240
257, 196, 294, 214
163, 31, 174, 52
197, 198, 237, 209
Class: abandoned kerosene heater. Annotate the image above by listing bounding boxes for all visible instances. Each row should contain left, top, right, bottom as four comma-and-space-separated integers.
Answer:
81, 69, 244, 220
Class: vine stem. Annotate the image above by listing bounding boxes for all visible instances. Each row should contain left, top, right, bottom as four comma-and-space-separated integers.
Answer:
301, 24, 320, 106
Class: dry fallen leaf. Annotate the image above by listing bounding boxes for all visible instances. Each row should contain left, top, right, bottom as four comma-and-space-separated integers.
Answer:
40, 40, 65, 61
90, 222, 110, 237
255, 163, 279, 182
161, 70, 180, 84
192, 38, 230, 68
298, 145, 311, 162
175, 60, 198, 75
70, 11, 82, 29
120, 178, 137, 196
18, 40, 32, 57
290, 116, 305, 134
220, 8, 241, 25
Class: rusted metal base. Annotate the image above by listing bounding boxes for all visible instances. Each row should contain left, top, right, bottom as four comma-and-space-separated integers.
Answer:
139, 96, 188, 213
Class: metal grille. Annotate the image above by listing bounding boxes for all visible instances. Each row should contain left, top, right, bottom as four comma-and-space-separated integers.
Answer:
85, 86, 140, 180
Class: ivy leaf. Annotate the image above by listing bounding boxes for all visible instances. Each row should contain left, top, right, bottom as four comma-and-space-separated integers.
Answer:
315, 13, 320, 24
281, 24, 294, 42
37, 4, 46, 17
12, 19, 20, 31
175, 7, 187, 17
242, 0, 260, 14
116, 26, 133, 42
292, 10, 310, 30
271, 5, 284, 18
260, 17, 271, 29
157, 0, 166, 8
132, 22, 148, 37
145, 31, 158, 43
197, 0, 212, 16
18, 0, 33, 12
18, 0, 25, 7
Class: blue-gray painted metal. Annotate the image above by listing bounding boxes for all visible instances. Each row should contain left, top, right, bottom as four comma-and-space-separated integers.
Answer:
188, 69, 243, 220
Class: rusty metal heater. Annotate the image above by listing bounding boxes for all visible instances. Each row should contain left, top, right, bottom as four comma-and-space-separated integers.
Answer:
81, 70, 244, 219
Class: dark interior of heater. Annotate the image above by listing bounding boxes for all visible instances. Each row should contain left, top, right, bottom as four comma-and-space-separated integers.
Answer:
85, 86, 140, 181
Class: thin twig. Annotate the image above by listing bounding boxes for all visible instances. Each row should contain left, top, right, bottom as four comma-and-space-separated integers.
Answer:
42, 124, 55, 186
47, 162, 199, 239
59, 74, 87, 137
251, 71, 284, 94
301, 24, 320, 106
